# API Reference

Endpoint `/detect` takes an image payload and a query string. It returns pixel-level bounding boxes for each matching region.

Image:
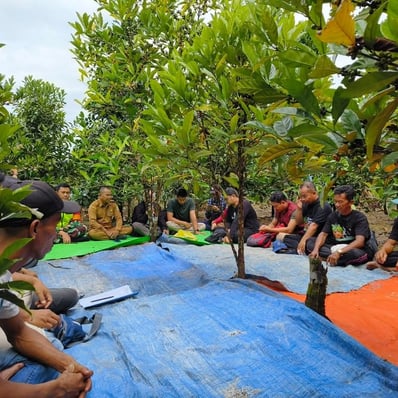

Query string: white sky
[0,0,100,122]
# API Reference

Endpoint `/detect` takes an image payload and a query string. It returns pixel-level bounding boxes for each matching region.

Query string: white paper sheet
[79,285,137,308]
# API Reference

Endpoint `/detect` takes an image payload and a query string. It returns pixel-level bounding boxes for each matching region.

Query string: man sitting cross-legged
[88,186,132,240]
[366,217,398,272]
[308,185,376,267]
[282,182,332,255]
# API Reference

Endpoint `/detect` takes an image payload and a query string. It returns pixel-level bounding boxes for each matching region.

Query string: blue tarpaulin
[36,243,398,397]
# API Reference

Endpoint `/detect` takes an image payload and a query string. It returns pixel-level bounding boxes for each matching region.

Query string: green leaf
[258,142,302,166]
[341,72,398,99]
[381,0,398,42]
[278,49,316,68]
[0,289,31,314]
[230,114,240,134]
[365,97,398,158]
[177,111,194,147]
[242,121,274,134]
[332,87,350,124]
[308,55,339,78]
[288,123,329,137]
[341,109,362,135]
[2,238,31,261]
[258,9,278,43]
[2,280,35,292]
[150,80,165,100]
[288,124,338,151]
[363,2,385,47]
[273,117,293,137]
[223,174,239,189]
[281,78,321,117]
[381,151,398,170]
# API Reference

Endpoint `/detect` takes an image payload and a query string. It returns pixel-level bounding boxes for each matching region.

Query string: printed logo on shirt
[332,223,354,242]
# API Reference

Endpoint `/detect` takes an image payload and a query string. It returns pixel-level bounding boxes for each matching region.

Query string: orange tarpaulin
[281,276,398,366]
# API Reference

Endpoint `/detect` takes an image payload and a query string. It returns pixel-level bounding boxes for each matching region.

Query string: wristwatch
[337,249,344,255]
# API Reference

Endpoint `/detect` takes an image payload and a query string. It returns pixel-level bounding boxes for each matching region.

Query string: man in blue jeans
[0,180,93,396]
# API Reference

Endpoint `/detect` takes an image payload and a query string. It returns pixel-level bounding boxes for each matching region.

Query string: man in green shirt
[166,188,205,234]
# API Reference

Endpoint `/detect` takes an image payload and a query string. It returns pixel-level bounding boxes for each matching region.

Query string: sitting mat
[173,230,212,245]
[43,235,149,260]
[162,244,392,294]
[35,244,398,397]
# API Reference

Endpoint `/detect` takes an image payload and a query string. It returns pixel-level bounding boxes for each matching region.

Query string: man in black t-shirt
[283,181,332,254]
[211,187,259,243]
[308,185,375,267]
[366,218,398,271]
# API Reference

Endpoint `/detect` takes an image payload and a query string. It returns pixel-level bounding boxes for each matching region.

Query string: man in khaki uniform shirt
[88,186,132,240]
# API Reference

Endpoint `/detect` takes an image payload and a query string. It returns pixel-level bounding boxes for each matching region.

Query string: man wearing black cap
[1,180,80,329]
[0,180,93,396]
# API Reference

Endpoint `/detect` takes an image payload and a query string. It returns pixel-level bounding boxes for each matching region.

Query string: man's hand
[107,228,120,239]
[60,230,72,244]
[297,239,306,255]
[19,268,38,278]
[326,251,340,266]
[32,278,53,309]
[57,362,93,398]
[375,249,388,265]
[295,197,303,210]
[29,309,60,329]
[309,250,319,259]
[52,370,92,398]
[0,363,24,380]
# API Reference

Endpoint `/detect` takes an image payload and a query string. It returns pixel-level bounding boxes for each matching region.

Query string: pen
[91,296,114,303]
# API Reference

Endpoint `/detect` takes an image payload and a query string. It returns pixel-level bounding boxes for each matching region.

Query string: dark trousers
[306,237,369,267]
[283,234,301,250]
[384,252,398,267]
[31,288,79,314]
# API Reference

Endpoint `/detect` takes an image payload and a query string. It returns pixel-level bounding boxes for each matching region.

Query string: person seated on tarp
[131,191,167,237]
[211,187,259,243]
[204,184,227,230]
[88,185,132,240]
[366,217,398,271]
[0,180,93,396]
[308,185,376,267]
[0,169,20,187]
[247,191,302,247]
[281,182,332,254]
[54,183,88,244]
[4,180,80,329]
[166,187,206,234]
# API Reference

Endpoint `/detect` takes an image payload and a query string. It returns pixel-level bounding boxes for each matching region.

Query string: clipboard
[79,285,138,308]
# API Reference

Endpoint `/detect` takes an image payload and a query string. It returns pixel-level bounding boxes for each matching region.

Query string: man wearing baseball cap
[2,180,80,327]
[0,180,93,396]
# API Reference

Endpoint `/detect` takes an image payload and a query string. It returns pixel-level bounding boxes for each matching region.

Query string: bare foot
[366,261,398,272]
[366,261,380,270]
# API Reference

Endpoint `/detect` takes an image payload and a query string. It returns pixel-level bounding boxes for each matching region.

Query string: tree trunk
[236,137,246,279]
[305,257,328,319]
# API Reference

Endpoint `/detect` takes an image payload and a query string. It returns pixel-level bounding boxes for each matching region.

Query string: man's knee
[120,225,133,235]
[88,229,108,240]
[276,232,287,241]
